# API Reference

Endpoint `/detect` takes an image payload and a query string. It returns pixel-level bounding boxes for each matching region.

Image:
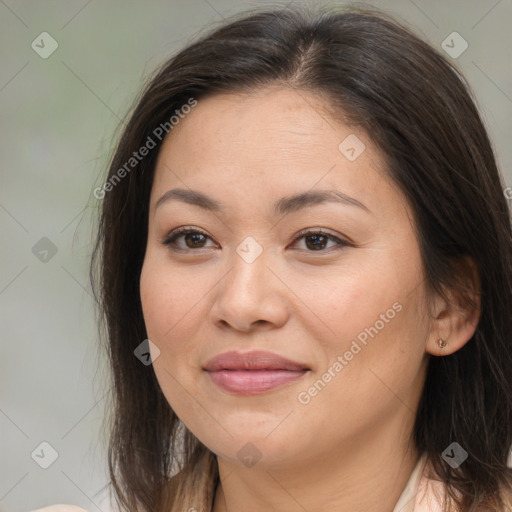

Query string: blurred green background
[1,1,511,511]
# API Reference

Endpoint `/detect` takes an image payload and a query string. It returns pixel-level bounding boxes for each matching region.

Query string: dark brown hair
[90,4,512,511]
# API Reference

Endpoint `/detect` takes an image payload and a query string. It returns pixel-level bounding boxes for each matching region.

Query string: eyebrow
[154,187,370,216]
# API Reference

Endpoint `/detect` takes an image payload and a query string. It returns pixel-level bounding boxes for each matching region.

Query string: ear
[426,255,481,356]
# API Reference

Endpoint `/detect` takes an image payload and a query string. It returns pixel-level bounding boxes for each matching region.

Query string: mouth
[203,350,310,395]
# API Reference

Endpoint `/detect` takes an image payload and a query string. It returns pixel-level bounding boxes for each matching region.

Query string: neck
[211,414,421,512]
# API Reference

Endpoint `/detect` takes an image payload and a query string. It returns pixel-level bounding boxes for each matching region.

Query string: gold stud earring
[438,338,447,348]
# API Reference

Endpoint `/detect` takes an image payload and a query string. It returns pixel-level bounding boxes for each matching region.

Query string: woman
[35,4,512,512]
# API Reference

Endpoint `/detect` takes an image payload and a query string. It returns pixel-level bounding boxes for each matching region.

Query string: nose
[210,242,289,332]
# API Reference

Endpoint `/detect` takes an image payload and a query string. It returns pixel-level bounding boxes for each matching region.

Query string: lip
[203,350,310,395]
[203,350,309,372]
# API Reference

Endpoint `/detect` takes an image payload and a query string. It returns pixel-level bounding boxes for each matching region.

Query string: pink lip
[203,350,310,395]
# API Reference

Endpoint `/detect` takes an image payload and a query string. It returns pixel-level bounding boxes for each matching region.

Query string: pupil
[307,235,326,250]
[187,233,205,247]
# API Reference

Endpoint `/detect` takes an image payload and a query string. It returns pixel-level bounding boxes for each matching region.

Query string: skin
[139,85,480,512]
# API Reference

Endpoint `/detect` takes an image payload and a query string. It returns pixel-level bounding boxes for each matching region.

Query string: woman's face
[140,86,433,469]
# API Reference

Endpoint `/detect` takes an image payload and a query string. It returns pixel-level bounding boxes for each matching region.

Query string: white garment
[393,453,444,512]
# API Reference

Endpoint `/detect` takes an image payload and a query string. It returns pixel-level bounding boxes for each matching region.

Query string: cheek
[298,297,427,437]
[299,253,427,394]
[139,266,228,450]
[139,253,217,387]
[140,254,201,339]
[294,262,401,355]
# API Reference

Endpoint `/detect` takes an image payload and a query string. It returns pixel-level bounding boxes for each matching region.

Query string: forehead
[150,87,406,219]
[158,87,343,159]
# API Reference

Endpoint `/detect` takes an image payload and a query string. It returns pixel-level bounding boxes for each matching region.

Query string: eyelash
[162,226,350,253]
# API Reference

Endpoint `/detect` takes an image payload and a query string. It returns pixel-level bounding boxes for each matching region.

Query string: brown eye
[304,233,329,250]
[163,228,215,251]
[162,227,349,253]
[291,229,349,252]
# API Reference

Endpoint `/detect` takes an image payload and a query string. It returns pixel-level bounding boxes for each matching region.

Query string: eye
[290,228,349,252]
[162,226,349,253]
[162,226,216,251]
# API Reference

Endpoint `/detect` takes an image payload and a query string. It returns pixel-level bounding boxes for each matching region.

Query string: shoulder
[29,505,89,512]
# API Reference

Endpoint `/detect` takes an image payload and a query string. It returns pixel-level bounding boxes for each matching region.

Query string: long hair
[90,4,512,511]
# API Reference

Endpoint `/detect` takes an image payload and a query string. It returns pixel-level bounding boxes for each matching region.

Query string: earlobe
[426,255,481,357]
[427,336,448,356]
